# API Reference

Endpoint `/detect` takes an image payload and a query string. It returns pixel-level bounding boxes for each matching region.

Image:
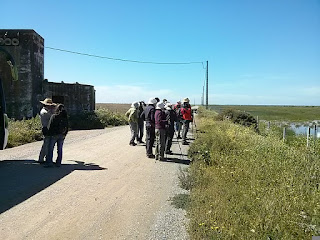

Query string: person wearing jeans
[45,104,69,168]
[38,98,56,163]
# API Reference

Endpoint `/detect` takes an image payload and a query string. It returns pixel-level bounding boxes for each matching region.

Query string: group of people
[38,98,69,168]
[125,97,193,161]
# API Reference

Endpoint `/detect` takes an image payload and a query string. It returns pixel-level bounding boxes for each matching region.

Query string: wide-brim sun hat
[156,102,165,110]
[40,98,55,106]
[131,101,139,108]
[165,102,172,110]
[147,98,157,105]
[183,98,190,103]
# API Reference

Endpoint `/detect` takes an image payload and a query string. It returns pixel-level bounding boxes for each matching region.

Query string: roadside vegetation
[209,105,320,121]
[184,107,320,239]
[7,107,128,148]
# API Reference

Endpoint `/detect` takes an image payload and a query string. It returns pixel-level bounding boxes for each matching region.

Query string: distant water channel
[264,120,320,138]
[286,121,319,138]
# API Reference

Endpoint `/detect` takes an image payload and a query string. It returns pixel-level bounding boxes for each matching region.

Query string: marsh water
[264,120,320,138]
[290,123,320,138]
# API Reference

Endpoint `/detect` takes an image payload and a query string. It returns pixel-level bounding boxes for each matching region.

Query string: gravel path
[0,125,193,240]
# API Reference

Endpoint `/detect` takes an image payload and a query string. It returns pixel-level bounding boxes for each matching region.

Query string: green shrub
[187,117,320,239]
[95,108,128,126]
[68,111,104,130]
[6,109,128,148]
[216,108,258,130]
[7,115,42,147]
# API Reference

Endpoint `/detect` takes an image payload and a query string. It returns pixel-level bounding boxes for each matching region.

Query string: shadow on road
[165,157,190,165]
[0,159,106,214]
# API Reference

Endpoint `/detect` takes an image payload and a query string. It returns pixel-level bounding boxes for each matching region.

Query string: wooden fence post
[307,127,310,148]
[283,127,286,142]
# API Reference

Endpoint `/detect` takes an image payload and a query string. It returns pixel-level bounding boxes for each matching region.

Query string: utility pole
[206,60,208,109]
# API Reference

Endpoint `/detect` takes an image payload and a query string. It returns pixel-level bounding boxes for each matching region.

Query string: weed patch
[170,194,191,210]
[187,116,320,239]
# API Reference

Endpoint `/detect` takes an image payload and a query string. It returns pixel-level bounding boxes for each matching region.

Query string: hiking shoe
[138,140,145,144]
[177,135,182,139]
[147,154,155,159]
[129,142,137,146]
[38,160,45,164]
[159,158,166,161]
[165,150,173,155]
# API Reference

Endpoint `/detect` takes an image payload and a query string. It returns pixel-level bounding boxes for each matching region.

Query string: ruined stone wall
[42,80,95,115]
[0,29,44,119]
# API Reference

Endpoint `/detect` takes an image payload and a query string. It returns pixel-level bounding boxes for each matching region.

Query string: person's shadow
[0,160,106,214]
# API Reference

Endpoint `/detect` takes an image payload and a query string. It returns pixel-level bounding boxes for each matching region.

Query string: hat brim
[40,101,55,105]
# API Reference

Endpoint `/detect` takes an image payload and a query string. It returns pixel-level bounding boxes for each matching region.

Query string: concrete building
[0,29,95,119]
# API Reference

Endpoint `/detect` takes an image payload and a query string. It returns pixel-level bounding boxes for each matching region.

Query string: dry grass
[96,103,131,114]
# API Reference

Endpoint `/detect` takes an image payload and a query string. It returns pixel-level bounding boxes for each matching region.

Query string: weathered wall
[0,29,44,119]
[1,29,95,119]
[42,80,95,115]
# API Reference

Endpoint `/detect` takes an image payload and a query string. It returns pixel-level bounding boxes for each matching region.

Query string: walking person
[141,98,157,158]
[137,101,146,143]
[155,102,167,161]
[173,101,182,139]
[125,101,139,146]
[164,102,177,155]
[180,98,193,145]
[38,98,56,164]
[45,104,69,167]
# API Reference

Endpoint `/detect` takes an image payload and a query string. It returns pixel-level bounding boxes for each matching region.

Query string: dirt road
[0,125,192,240]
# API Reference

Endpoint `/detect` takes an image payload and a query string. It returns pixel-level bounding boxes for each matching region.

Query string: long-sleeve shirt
[142,105,155,128]
[155,109,167,129]
[125,107,138,123]
[40,107,52,128]
[165,109,178,131]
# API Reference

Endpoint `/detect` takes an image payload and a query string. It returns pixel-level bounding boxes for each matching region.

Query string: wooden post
[307,127,310,148]
[283,127,286,142]
[268,121,271,130]
[256,116,259,129]
[314,125,317,141]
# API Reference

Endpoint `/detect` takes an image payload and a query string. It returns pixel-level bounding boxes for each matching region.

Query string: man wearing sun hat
[38,98,56,164]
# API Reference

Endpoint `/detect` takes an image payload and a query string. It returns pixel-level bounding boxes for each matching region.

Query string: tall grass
[209,105,320,121]
[187,112,320,239]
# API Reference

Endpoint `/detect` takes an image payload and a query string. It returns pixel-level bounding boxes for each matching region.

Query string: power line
[45,46,204,65]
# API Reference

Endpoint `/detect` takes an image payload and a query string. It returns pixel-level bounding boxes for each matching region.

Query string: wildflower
[250,229,255,233]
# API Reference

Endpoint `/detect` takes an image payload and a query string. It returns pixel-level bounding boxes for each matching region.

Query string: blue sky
[1,0,320,105]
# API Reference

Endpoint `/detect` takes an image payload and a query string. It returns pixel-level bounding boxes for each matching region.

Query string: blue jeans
[46,134,65,166]
[38,135,51,162]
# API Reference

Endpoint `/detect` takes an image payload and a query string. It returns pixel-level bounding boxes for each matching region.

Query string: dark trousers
[146,126,155,156]
[182,120,191,141]
[137,121,144,141]
[165,128,174,152]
